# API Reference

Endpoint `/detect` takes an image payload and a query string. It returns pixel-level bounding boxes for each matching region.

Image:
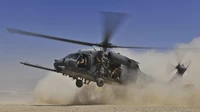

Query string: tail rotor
[166,51,191,83]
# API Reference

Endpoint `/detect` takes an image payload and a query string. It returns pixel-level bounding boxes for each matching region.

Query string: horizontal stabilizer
[20,62,57,72]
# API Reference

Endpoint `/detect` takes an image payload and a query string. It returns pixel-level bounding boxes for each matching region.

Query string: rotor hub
[100,42,113,48]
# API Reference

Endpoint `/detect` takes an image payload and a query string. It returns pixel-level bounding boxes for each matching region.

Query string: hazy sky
[1,0,200,91]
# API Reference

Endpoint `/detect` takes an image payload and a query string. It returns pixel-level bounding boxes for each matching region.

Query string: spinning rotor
[7,11,173,52]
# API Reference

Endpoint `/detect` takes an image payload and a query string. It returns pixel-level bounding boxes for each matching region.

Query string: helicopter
[6,12,194,88]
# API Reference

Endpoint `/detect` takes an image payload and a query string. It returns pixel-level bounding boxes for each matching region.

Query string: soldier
[77,55,85,68]
[110,66,121,80]
[95,54,104,76]
[94,52,111,78]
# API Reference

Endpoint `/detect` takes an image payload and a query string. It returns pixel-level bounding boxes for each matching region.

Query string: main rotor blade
[102,11,127,44]
[111,45,200,51]
[7,28,99,47]
[111,45,172,49]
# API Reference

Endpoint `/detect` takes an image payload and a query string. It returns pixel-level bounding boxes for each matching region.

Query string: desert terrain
[1,73,200,112]
[2,39,200,112]
[1,104,200,112]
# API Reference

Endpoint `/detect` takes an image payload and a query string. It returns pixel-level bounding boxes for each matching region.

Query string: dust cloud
[33,37,200,107]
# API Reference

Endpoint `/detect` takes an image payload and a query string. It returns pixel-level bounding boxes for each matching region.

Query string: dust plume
[0,91,33,104]
[33,73,77,104]
[33,37,200,107]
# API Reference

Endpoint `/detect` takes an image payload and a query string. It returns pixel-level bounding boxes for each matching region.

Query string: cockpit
[65,53,89,68]
[54,52,90,72]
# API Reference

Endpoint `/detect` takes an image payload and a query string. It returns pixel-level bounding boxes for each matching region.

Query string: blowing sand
[1,73,200,112]
[0,72,200,112]
[2,38,200,111]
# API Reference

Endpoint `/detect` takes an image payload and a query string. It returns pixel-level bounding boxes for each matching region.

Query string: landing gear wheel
[96,78,104,87]
[76,80,83,88]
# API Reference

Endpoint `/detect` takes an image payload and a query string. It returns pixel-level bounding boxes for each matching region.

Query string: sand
[0,80,200,112]
[1,104,200,112]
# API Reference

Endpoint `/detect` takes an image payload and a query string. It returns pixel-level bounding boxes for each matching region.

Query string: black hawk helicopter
[6,12,193,88]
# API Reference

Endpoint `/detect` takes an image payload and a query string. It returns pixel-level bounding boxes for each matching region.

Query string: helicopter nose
[54,61,59,68]
[54,61,64,72]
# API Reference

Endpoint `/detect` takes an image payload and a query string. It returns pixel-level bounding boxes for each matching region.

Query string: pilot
[77,55,85,68]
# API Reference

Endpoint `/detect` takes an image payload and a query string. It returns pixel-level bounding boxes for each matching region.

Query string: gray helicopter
[7,12,189,88]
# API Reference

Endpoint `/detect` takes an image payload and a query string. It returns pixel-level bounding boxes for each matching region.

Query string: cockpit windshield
[64,53,80,60]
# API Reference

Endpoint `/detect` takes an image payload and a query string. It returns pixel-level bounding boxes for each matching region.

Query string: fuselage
[53,50,142,84]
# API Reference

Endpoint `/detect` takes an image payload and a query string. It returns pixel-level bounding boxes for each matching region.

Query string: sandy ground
[1,74,200,112]
[1,87,200,112]
[1,104,200,112]
[1,73,200,112]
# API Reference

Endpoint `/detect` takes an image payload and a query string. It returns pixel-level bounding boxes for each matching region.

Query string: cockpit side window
[64,53,80,60]
[70,53,80,60]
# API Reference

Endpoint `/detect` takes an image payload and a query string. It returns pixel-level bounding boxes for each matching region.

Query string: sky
[1,0,200,91]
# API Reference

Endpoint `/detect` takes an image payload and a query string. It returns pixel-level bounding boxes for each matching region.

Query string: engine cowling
[107,52,131,65]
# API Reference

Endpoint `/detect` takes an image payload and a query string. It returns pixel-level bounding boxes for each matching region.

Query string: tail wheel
[76,80,83,88]
[96,78,104,87]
